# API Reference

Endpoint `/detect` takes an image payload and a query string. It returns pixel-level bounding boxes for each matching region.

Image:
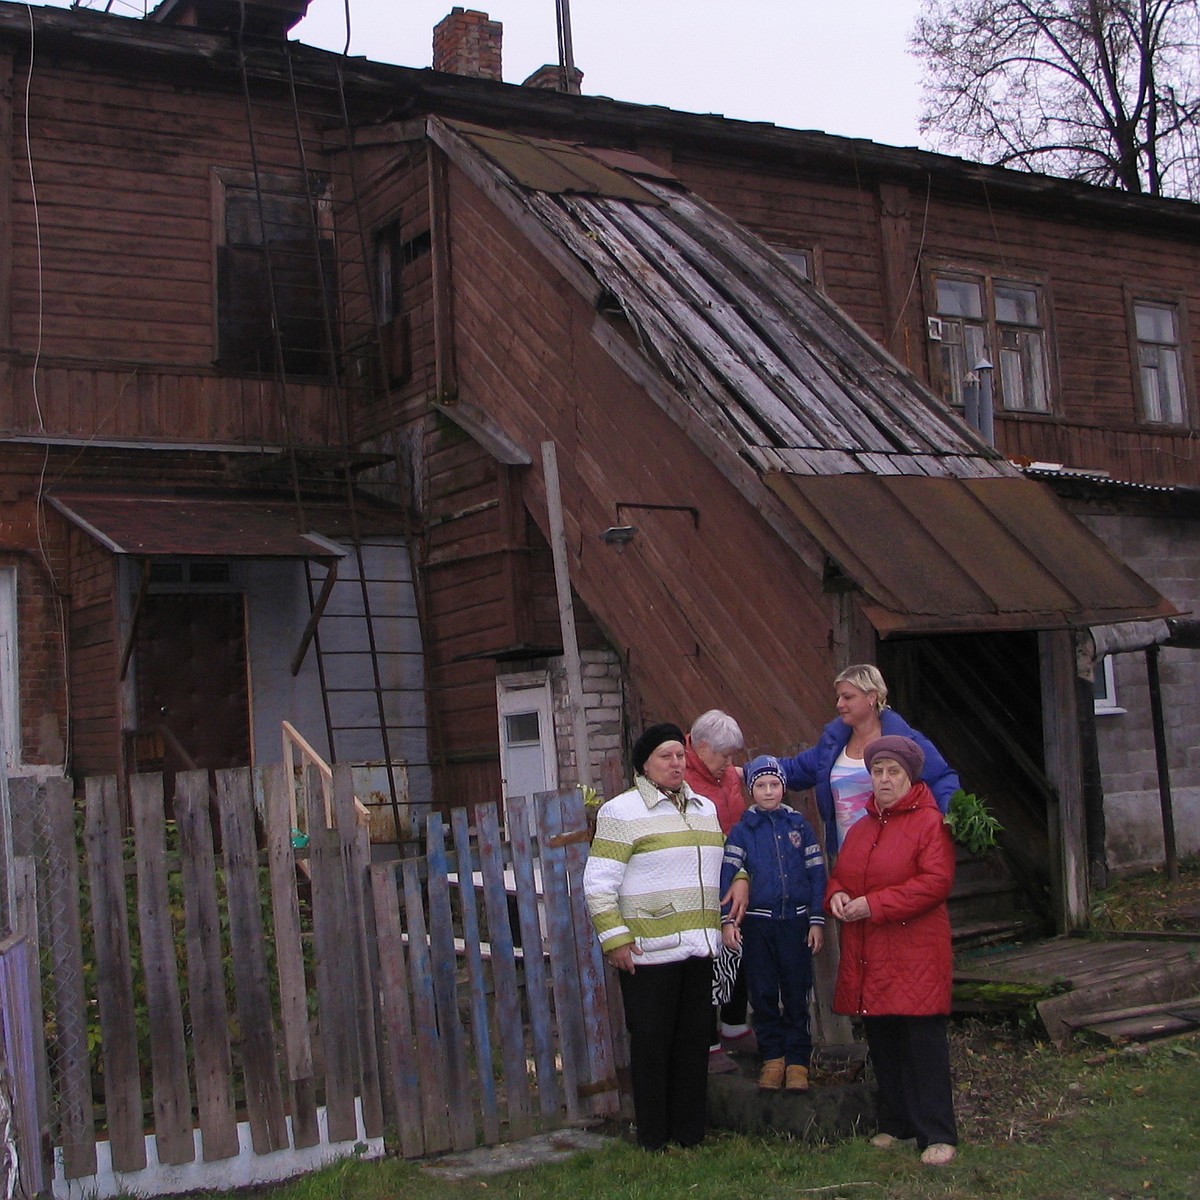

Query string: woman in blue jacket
[779,664,960,852]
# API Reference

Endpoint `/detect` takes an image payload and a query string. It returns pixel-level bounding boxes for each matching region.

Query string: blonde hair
[834,663,888,711]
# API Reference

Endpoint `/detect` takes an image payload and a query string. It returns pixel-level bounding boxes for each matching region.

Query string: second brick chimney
[433,8,502,81]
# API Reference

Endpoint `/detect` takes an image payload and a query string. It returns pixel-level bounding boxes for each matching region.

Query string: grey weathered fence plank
[559,788,619,1113]
[262,764,319,1150]
[425,814,475,1150]
[401,857,452,1152]
[215,768,288,1154]
[130,772,194,1165]
[303,767,359,1145]
[332,765,383,1139]
[84,775,147,1173]
[535,792,586,1122]
[474,803,532,1138]
[505,794,562,1115]
[449,807,500,1143]
[369,863,425,1157]
[176,770,240,1161]
[14,855,53,1181]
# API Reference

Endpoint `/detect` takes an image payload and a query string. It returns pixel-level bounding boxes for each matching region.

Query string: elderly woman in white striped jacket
[583,722,725,1151]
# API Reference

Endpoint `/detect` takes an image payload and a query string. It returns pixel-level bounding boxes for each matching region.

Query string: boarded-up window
[216,174,337,377]
[930,270,1051,414]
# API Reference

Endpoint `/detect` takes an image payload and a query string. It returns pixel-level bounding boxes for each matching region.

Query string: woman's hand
[604,943,642,974]
[829,891,871,922]
[722,877,750,922]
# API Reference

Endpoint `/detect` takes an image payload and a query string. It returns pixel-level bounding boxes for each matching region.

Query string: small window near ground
[1133,300,1189,425]
[1093,655,1124,715]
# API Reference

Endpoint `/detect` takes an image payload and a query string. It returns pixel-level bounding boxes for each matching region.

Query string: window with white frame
[1133,300,1189,425]
[1092,655,1124,715]
[930,271,1050,413]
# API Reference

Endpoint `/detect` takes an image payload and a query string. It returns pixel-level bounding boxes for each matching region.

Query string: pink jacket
[826,781,956,1017]
[684,736,747,836]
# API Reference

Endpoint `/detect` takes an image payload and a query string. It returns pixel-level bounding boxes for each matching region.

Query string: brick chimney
[433,8,503,81]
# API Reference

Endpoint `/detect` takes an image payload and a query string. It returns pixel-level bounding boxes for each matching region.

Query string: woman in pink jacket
[826,735,958,1167]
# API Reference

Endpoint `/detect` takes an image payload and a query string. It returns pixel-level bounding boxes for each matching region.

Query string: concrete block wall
[547,649,627,793]
[1079,509,1200,872]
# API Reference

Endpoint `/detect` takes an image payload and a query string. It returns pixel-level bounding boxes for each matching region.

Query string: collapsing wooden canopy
[429,118,1173,636]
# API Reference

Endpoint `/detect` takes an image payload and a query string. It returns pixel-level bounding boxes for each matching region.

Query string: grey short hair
[834,663,889,710]
[689,709,745,754]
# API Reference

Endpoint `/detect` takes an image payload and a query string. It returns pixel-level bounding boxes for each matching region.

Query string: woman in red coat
[826,734,958,1166]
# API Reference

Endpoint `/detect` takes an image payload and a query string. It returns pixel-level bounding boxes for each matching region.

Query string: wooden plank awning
[766,473,1176,636]
[47,490,345,560]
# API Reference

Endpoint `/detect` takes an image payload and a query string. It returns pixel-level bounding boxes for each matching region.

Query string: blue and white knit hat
[744,754,785,792]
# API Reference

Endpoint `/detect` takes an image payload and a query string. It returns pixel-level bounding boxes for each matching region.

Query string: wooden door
[136,593,252,784]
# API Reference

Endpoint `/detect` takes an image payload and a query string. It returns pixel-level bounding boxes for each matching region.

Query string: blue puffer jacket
[778,709,960,850]
[720,805,826,925]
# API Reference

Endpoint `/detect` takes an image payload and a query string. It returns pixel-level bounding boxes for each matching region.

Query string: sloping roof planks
[429,118,1174,635]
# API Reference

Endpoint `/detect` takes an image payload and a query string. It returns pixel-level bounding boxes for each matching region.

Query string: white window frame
[0,569,19,770]
[1131,298,1190,426]
[1092,655,1125,716]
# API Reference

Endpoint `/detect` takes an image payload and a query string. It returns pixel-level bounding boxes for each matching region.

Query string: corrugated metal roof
[766,474,1175,635]
[48,490,346,559]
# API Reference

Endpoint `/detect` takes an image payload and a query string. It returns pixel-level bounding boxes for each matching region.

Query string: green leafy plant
[944,788,1003,856]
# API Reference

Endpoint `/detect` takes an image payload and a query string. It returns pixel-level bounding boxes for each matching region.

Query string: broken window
[215,172,337,377]
[929,270,1051,414]
[1132,300,1189,425]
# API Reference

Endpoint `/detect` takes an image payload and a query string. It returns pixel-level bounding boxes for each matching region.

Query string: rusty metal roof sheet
[767,474,1176,635]
[445,120,663,204]
[48,490,346,559]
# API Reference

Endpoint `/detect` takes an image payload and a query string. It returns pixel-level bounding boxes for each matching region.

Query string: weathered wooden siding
[674,156,1200,489]
[444,159,837,755]
[2,59,335,445]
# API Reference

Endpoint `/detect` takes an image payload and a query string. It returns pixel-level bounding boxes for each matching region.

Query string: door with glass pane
[497,675,557,838]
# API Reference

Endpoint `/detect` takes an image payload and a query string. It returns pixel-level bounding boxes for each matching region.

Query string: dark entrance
[135,592,252,789]
[878,631,1054,931]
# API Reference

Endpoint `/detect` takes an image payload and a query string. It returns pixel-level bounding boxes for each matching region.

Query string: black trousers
[863,1014,958,1149]
[619,955,713,1150]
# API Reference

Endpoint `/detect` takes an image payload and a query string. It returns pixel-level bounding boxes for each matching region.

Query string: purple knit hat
[863,735,925,782]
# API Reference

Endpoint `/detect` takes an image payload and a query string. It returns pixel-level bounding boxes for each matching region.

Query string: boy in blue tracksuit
[721,755,826,1091]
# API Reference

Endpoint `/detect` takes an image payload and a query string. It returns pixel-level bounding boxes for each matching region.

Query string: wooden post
[1145,644,1180,885]
[1039,630,1088,932]
[541,441,594,788]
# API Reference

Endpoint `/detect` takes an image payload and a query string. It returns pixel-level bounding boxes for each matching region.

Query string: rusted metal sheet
[47,490,345,559]
[767,474,1176,635]
[446,120,662,204]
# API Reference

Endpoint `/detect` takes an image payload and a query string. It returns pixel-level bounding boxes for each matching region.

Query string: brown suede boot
[785,1064,809,1092]
[757,1057,785,1090]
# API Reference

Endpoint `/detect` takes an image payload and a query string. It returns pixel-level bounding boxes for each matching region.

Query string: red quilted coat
[825,781,956,1017]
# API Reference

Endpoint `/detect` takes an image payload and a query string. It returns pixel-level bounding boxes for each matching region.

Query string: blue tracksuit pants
[742,916,814,1066]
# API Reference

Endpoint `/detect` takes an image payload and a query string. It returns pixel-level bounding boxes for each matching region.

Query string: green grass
[228,1033,1199,1200]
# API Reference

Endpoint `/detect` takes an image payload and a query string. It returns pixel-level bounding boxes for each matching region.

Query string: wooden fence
[7,766,621,1196]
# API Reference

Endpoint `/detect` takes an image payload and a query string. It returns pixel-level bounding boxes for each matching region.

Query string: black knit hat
[632,723,686,774]
[863,734,925,782]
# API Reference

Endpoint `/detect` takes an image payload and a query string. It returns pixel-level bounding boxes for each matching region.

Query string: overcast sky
[49,1,929,149]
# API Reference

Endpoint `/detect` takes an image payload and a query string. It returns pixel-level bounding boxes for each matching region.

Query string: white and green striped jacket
[583,776,724,965]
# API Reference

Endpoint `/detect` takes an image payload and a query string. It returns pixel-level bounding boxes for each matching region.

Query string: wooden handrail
[281,720,371,830]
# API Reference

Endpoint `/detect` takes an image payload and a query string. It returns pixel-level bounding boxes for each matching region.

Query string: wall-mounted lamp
[600,525,638,549]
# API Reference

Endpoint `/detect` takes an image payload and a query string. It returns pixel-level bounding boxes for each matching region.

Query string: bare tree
[912,1,1200,198]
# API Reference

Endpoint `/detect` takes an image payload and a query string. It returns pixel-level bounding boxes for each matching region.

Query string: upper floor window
[930,271,1051,414]
[1132,300,1189,425]
[215,170,336,378]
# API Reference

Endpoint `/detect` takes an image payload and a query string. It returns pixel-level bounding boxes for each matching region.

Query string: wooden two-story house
[1,1,1195,928]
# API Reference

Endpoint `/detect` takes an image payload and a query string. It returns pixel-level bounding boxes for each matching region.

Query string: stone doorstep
[420,1128,612,1181]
